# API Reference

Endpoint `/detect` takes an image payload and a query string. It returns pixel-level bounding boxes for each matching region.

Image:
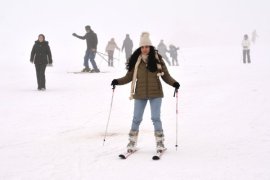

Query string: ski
[119,149,138,159]
[67,71,108,74]
[67,71,91,74]
[152,148,167,160]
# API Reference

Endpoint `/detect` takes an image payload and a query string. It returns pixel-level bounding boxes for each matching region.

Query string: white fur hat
[139,32,152,47]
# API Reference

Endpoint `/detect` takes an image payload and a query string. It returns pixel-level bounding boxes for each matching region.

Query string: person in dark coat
[30,34,53,91]
[111,32,180,153]
[121,34,133,64]
[168,44,179,66]
[72,25,100,73]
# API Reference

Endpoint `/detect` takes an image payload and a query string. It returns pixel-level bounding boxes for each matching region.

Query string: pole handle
[173,88,178,97]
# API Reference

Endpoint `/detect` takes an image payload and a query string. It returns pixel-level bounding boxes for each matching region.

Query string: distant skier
[157,40,171,66]
[242,34,251,63]
[30,34,53,91]
[111,32,180,153]
[121,34,133,64]
[105,38,120,67]
[72,25,100,73]
[168,44,179,66]
[251,30,258,44]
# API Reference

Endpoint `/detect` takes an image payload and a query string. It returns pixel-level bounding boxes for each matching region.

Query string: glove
[111,79,119,86]
[173,82,180,89]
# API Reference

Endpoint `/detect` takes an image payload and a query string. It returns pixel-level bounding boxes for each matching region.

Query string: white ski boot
[155,131,166,152]
[127,130,138,153]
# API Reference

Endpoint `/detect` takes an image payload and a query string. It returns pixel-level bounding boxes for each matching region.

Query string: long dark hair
[38,34,45,40]
[126,46,163,72]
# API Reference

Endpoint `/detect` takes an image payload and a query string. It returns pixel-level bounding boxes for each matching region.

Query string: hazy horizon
[0,0,269,65]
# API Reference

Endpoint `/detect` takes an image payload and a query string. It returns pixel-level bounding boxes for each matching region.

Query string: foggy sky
[0,0,269,51]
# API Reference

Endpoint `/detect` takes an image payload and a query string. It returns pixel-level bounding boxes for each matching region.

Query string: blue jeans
[243,49,251,63]
[131,98,163,131]
[84,49,98,70]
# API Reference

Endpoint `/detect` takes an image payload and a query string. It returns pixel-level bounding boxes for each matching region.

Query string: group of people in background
[30,25,258,92]
[105,35,180,68]
[29,25,180,91]
[72,25,180,71]
[157,40,180,66]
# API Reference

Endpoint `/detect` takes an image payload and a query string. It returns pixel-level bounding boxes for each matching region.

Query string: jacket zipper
[146,67,148,98]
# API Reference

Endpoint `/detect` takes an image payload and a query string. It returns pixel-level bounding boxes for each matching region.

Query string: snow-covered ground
[1,43,270,179]
[1,0,270,179]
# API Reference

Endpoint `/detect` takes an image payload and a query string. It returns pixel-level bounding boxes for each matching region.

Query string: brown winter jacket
[117,59,177,99]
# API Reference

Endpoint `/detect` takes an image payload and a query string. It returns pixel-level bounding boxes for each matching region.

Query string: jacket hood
[35,40,48,45]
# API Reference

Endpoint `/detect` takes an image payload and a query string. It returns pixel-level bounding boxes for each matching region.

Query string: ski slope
[1,44,270,180]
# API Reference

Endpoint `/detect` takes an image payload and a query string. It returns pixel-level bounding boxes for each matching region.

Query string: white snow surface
[0,44,270,180]
[1,0,270,179]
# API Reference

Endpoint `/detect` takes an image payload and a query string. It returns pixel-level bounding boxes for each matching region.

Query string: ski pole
[97,51,120,61]
[174,88,179,151]
[96,52,108,63]
[103,85,116,146]
[97,51,109,57]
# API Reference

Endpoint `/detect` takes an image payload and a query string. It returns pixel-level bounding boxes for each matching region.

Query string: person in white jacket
[242,34,251,63]
[251,30,258,44]
[105,38,120,67]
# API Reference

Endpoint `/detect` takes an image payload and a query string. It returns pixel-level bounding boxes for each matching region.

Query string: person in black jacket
[72,25,100,73]
[121,34,133,64]
[168,44,179,66]
[30,34,53,91]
